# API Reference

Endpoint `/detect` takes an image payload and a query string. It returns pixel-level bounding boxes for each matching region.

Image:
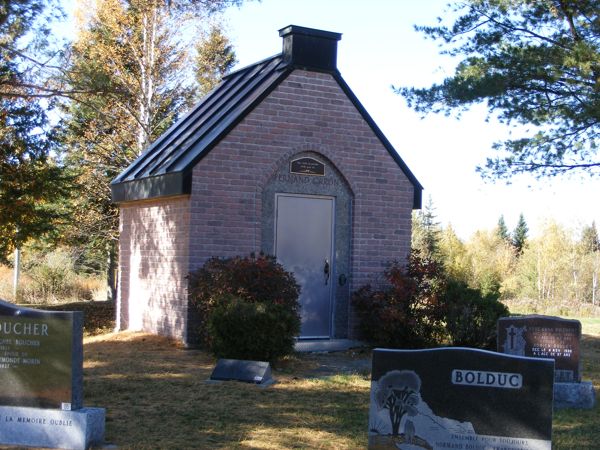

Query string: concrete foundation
[554,381,596,409]
[0,405,105,450]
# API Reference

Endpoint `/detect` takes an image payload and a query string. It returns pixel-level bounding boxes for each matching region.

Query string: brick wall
[189,69,415,336]
[116,196,191,341]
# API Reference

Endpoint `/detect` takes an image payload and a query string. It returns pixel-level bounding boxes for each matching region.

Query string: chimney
[279,25,342,72]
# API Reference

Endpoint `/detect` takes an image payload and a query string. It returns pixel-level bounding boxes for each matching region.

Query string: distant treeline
[413,201,599,316]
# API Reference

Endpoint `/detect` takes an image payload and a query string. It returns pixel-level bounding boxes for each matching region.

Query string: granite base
[554,381,596,409]
[0,405,105,450]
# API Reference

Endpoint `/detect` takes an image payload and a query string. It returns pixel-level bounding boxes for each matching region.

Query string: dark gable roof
[111,54,423,208]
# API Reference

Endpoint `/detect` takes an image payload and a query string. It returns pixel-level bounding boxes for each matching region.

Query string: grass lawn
[83,321,600,449]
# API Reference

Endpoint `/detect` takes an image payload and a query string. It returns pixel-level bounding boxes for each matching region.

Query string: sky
[219,0,600,239]
[62,0,600,240]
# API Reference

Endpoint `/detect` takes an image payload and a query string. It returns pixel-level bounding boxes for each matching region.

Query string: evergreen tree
[496,215,510,243]
[0,0,66,99]
[412,196,442,261]
[398,0,600,179]
[512,213,529,255]
[195,24,237,97]
[0,0,73,260]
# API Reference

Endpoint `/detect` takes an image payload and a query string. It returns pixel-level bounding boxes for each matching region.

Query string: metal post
[13,247,20,299]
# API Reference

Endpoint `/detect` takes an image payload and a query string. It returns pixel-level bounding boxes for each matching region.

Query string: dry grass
[84,333,369,449]
[81,321,600,449]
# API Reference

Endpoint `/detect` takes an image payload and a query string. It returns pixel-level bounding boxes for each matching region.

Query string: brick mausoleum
[111,25,422,346]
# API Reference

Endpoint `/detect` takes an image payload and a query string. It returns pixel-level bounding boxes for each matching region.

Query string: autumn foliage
[352,250,509,349]
[352,252,447,349]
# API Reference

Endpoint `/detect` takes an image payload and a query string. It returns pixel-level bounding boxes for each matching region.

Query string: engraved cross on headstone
[508,326,517,350]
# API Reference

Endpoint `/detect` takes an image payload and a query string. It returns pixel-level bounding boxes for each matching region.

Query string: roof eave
[111,171,192,203]
[331,70,423,209]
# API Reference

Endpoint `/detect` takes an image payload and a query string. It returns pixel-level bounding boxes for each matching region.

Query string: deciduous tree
[61,0,242,293]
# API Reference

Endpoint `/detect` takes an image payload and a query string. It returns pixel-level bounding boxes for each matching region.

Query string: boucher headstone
[368,347,554,450]
[0,299,105,450]
[498,315,595,409]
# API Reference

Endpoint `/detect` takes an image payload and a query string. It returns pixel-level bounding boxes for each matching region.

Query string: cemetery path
[292,349,372,378]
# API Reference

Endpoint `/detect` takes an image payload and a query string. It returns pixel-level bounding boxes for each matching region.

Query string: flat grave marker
[209,359,274,386]
[368,347,554,450]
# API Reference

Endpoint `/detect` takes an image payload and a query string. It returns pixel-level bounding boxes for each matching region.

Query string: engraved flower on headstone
[374,370,421,436]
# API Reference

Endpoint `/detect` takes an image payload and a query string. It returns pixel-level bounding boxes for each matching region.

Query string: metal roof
[111,54,291,203]
[111,40,422,208]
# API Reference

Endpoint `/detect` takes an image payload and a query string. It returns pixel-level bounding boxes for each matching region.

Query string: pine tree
[412,196,442,261]
[512,213,529,256]
[496,215,510,243]
[0,0,73,260]
[195,24,237,97]
[581,222,599,253]
[398,0,600,179]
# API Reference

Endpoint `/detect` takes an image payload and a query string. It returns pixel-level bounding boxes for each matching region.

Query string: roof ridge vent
[278,25,342,72]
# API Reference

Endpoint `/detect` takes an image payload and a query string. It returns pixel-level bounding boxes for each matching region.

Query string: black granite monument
[497,315,596,409]
[497,315,580,382]
[368,348,554,450]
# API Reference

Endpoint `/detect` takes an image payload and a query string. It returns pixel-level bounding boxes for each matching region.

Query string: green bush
[352,252,447,349]
[188,253,300,359]
[208,295,299,361]
[444,279,509,349]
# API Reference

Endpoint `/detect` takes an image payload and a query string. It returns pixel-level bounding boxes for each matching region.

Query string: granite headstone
[209,359,274,386]
[497,315,581,382]
[0,299,105,450]
[498,315,595,409]
[368,347,554,450]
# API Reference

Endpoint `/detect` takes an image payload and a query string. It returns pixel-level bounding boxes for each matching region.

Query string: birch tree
[62,0,242,292]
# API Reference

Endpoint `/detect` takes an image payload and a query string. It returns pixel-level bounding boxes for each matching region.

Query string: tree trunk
[12,247,20,299]
[593,270,598,307]
[137,1,158,154]
[107,241,118,302]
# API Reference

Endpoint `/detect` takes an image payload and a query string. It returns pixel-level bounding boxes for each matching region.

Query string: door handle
[324,259,330,285]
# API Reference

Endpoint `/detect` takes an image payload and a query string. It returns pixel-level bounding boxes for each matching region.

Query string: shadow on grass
[84,331,600,449]
[83,333,370,449]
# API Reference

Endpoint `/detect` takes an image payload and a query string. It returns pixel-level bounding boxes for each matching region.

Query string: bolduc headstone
[368,347,554,450]
[0,299,105,449]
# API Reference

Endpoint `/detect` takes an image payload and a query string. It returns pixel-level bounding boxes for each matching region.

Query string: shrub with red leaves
[352,251,447,348]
